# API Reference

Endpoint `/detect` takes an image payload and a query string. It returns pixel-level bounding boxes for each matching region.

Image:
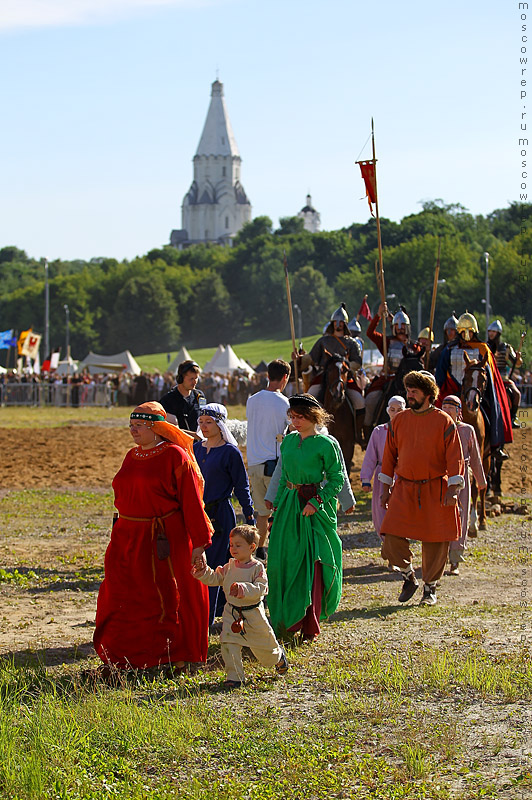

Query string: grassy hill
[135,335,319,372]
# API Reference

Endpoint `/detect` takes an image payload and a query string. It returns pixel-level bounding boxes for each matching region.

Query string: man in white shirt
[246,359,291,559]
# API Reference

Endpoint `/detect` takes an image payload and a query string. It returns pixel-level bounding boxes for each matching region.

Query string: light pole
[44,259,49,361]
[417,280,446,334]
[484,252,490,339]
[64,304,70,372]
[293,303,302,342]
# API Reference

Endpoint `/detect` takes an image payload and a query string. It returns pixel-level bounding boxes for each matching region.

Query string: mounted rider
[363,301,413,437]
[428,314,458,375]
[296,302,364,412]
[435,312,513,450]
[486,320,522,428]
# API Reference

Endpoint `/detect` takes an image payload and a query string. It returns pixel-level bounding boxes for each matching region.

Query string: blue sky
[0,0,517,260]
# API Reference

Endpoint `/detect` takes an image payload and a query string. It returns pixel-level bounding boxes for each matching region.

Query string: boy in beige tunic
[193,524,288,688]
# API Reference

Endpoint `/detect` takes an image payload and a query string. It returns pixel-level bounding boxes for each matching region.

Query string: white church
[171,80,252,247]
[170,80,320,247]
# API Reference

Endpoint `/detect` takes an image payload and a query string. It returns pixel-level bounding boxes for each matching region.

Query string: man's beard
[408,397,425,410]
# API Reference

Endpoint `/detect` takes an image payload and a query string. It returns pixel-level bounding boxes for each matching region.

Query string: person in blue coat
[193,403,255,624]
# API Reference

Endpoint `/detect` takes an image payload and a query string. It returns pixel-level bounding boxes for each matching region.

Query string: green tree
[292,266,335,336]
[111,273,180,354]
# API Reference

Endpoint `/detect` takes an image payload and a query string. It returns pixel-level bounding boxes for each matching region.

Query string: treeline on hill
[0,200,530,360]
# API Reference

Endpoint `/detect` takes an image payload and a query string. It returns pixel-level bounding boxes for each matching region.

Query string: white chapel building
[171,80,252,247]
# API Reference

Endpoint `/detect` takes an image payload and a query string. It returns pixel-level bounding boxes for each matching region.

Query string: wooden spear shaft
[284,250,301,393]
[371,119,388,376]
[425,238,441,368]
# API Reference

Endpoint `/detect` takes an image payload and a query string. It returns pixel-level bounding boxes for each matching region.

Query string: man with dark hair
[159,360,206,431]
[378,370,464,606]
[246,359,291,559]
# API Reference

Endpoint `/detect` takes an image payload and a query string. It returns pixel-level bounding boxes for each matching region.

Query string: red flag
[358,296,372,321]
[358,160,377,216]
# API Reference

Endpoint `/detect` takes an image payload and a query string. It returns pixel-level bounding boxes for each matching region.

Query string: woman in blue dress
[193,403,255,623]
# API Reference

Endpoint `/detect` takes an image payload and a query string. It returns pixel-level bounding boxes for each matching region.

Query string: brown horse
[321,354,359,472]
[461,351,490,532]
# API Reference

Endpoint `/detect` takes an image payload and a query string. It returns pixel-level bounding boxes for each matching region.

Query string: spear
[425,238,441,368]
[283,250,301,392]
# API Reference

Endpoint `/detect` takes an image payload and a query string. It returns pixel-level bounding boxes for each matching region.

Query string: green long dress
[267,431,344,635]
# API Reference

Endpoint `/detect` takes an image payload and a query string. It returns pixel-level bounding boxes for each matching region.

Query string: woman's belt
[118,509,177,560]
[396,474,445,509]
[286,481,321,509]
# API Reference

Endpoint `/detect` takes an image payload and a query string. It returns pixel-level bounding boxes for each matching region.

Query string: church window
[205,229,209,239]
[222,167,226,177]
[225,216,229,229]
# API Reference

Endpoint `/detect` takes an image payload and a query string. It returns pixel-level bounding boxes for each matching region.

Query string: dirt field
[2,422,531,493]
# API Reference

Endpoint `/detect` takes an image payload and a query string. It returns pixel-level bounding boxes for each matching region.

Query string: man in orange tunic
[378,371,464,606]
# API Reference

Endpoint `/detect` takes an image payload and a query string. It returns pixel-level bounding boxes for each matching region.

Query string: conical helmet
[443,315,458,331]
[488,319,503,334]
[330,303,349,323]
[348,317,362,335]
[392,309,410,328]
[456,312,478,341]
[418,327,434,341]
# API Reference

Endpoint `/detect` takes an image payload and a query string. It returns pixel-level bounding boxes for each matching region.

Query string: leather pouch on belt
[297,483,319,510]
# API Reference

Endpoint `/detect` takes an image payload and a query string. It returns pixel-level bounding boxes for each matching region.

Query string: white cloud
[0,0,217,31]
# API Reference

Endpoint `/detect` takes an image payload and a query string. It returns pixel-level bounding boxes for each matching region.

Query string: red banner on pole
[357,296,372,321]
[357,160,377,216]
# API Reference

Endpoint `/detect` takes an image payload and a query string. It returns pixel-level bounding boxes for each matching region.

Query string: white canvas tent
[79,350,141,375]
[203,344,254,376]
[202,344,226,373]
[168,346,193,374]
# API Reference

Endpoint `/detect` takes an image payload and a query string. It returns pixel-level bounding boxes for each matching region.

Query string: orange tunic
[379,407,464,542]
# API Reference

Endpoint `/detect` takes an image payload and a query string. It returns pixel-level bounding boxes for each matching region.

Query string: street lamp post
[484,252,490,339]
[417,280,446,334]
[44,259,49,362]
[293,303,302,342]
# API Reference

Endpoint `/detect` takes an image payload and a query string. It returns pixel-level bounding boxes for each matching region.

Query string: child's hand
[229,582,245,598]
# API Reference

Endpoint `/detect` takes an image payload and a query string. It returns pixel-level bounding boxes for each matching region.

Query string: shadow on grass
[330,603,420,622]
[0,641,95,668]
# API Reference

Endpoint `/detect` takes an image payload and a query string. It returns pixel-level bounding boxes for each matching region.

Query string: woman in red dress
[94,402,213,670]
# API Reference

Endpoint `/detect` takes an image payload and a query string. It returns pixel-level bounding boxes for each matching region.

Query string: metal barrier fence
[0,383,113,407]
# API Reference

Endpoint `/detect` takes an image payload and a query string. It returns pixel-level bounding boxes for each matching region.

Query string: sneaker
[275,646,289,675]
[256,546,267,562]
[512,418,521,429]
[398,572,419,603]
[448,563,460,576]
[419,584,437,605]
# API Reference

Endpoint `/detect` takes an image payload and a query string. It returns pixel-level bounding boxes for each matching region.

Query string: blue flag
[0,329,16,349]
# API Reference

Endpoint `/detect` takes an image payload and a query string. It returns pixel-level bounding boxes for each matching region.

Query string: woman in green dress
[267,394,345,641]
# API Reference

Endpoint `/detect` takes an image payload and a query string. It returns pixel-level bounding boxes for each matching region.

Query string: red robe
[380,407,463,542]
[94,442,212,668]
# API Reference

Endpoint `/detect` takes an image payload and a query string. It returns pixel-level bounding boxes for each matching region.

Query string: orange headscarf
[130,402,204,493]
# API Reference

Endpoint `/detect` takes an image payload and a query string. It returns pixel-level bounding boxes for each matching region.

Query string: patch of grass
[320,643,532,701]
[0,660,454,800]
[0,568,38,585]
[0,489,114,518]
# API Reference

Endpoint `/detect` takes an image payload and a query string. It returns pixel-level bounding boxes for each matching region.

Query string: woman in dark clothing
[193,403,255,623]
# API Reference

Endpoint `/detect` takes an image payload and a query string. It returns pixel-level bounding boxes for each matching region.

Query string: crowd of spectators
[0,367,270,407]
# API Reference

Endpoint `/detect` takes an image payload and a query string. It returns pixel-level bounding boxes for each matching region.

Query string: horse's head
[324,353,350,409]
[461,351,489,413]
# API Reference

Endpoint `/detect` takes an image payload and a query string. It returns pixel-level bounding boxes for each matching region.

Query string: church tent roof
[195,80,240,158]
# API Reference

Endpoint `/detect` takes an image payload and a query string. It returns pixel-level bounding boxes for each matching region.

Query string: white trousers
[222,642,283,683]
